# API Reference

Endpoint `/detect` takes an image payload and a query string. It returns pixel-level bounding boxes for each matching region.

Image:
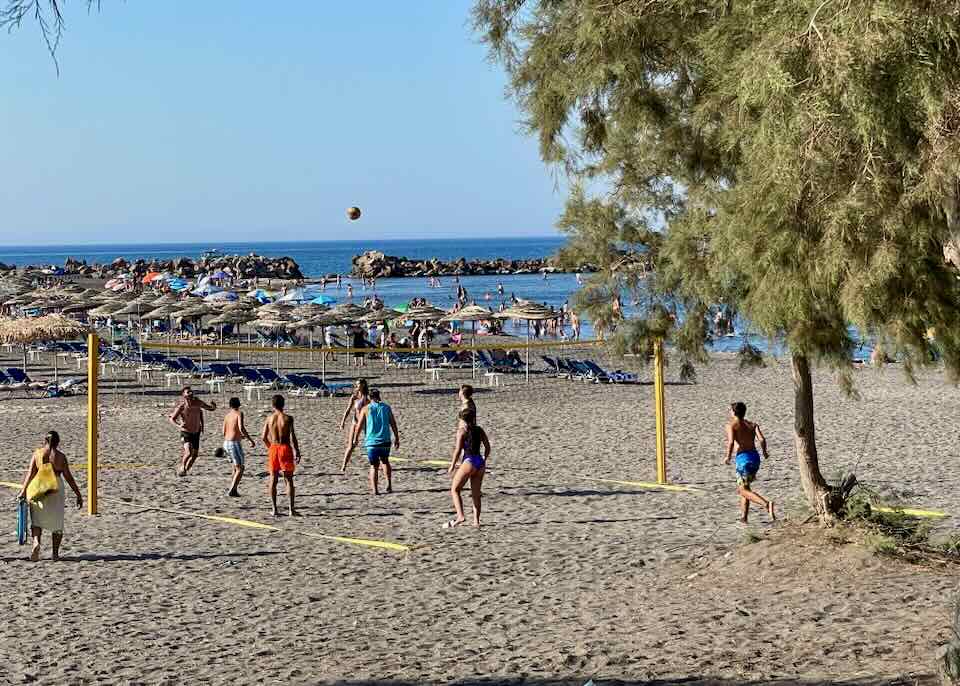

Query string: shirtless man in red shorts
[261,394,302,516]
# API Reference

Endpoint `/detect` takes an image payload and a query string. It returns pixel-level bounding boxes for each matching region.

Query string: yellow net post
[654,338,667,484]
[87,332,99,515]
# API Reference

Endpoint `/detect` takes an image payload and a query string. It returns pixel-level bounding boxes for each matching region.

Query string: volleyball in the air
[347,206,362,221]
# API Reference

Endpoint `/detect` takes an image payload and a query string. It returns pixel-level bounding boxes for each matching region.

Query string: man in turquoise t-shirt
[343,388,401,495]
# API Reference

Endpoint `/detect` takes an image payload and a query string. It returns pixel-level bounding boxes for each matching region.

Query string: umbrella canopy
[151,293,183,306]
[310,294,337,306]
[247,288,273,303]
[406,305,448,322]
[141,304,184,320]
[88,302,127,318]
[114,300,152,316]
[221,299,258,312]
[0,314,90,345]
[175,304,218,321]
[208,311,257,327]
[291,304,330,320]
[358,308,404,323]
[210,270,231,280]
[204,291,239,303]
[104,290,141,302]
[329,303,370,321]
[260,302,296,313]
[60,301,98,314]
[441,305,495,322]
[496,303,557,320]
[142,271,162,284]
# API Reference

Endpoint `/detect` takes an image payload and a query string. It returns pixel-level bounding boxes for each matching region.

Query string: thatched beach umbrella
[442,305,495,379]
[208,310,257,362]
[141,304,185,356]
[0,314,90,382]
[495,303,557,383]
[253,313,296,372]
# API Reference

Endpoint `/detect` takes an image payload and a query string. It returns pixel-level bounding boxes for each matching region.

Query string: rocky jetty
[6,254,303,281]
[351,251,601,278]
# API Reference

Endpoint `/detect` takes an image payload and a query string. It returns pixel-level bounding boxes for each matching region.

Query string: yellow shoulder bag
[26,448,59,504]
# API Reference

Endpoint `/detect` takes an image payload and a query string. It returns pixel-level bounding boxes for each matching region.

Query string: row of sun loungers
[541,356,638,383]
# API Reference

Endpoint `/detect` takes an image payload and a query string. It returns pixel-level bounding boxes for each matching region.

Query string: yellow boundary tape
[112,500,412,552]
[576,476,702,493]
[873,505,948,519]
[141,338,602,356]
[0,481,409,552]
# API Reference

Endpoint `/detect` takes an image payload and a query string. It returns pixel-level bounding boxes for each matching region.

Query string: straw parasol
[495,303,558,382]
[302,312,351,381]
[442,305,495,379]
[141,304,186,356]
[253,312,296,372]
[0,314,90,382]
[405,305,448,322]
[358,308,403,323]
[208,309,258,362]
[88,301,126,318]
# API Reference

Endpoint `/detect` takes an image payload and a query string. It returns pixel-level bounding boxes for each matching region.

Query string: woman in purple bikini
[445,409,490,529]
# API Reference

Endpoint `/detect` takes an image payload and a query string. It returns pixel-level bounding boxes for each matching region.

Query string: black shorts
[181,431,201,452]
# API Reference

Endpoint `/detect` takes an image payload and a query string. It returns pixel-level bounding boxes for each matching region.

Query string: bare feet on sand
[444,518,465,529]
[768,501,777,521]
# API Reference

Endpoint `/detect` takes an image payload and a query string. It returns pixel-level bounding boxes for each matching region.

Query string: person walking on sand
[170,386,217,476]
[445,409,490,529]
[342,389,400,495]
[18,431,83,561]
[222,397,255,497]
[261,395,302,516]
[724,401,775,524]
[339,378,370,452]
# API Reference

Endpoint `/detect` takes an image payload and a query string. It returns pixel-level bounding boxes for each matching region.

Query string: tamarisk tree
[474,0,960,520]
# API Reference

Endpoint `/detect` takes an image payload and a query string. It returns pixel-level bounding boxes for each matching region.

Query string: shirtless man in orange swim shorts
[261,394,302,517]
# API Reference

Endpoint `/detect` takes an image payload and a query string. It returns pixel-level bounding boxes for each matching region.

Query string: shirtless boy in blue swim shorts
[723,402,775,523]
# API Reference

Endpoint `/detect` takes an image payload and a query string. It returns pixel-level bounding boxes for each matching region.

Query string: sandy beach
[0,345,957,684]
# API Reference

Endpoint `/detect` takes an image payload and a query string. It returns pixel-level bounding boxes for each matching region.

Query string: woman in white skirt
[18,431,84,561]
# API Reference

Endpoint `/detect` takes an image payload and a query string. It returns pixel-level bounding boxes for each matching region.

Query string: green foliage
[843,490,936,553]
[474,0,960,383]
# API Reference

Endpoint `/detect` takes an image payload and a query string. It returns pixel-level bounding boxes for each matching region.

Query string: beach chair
[0,369,26,392]
[540,355,565,377]
[488,349,522,372]
[254,368,286,389]
[208,362,234,379]
[284,374,322,398]
[555,357,583,379]
[176,357,212,377]
[301,375,351,397]
[5,368,46,395]
[582,359,637,383]
[566,359,605,382]
[235,367,272,400]
[226,362,247,377]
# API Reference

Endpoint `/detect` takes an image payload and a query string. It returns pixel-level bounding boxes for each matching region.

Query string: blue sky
[0,2,565,245]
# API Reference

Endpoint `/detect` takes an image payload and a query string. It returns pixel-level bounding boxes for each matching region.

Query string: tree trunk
[791,353,841,522]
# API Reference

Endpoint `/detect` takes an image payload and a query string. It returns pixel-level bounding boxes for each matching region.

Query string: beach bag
[26,449,59,505]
